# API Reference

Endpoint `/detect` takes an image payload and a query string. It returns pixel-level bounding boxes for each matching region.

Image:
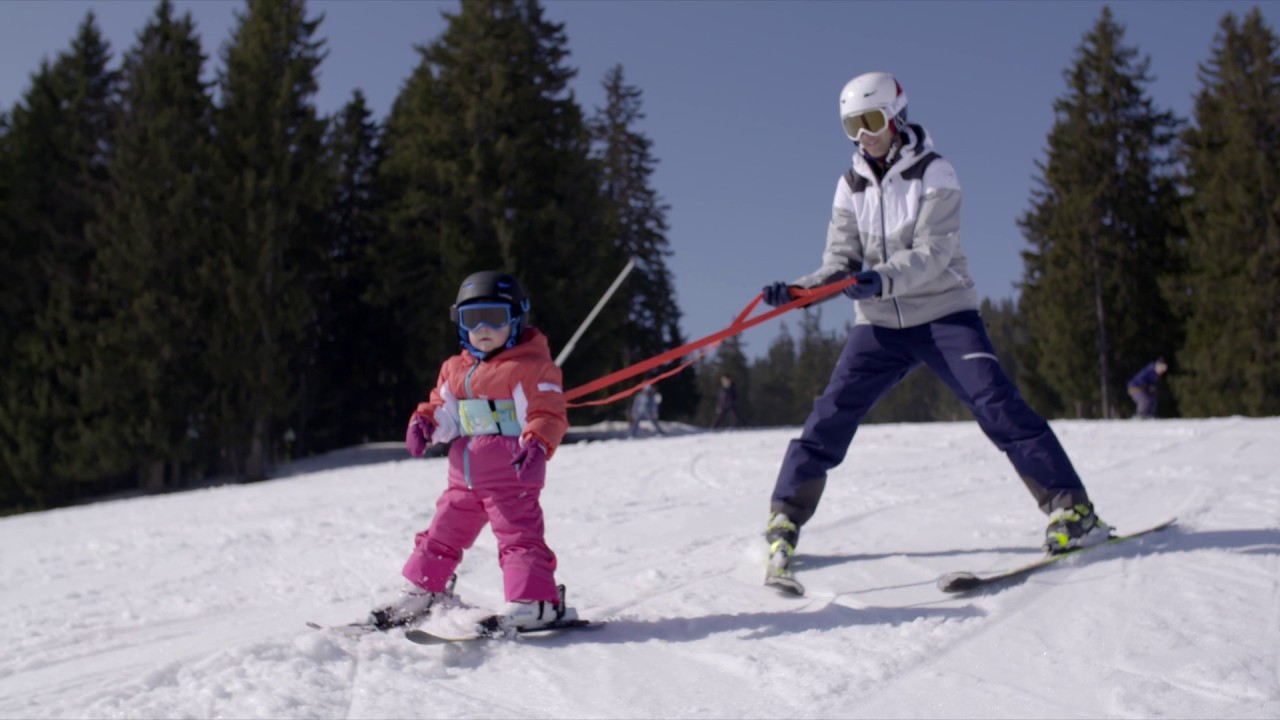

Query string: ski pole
[555,256,636,367]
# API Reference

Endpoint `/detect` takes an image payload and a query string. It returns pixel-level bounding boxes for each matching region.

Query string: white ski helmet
[839,72,909,141]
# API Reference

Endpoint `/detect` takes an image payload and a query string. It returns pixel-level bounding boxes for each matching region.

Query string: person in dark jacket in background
[711,374,741,429]
[1127,358,1168,419]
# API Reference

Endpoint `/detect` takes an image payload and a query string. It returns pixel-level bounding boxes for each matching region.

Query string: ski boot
[1044,502,1113,555]
[368,573,458,630]
[477,584,578,636]
[764,512,804,595]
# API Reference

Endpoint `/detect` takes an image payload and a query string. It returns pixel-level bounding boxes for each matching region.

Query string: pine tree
[80,0,218,491]
[0,110,21,511]
[301,90,400,450]
[0,110,14,384]
[372,50,449,404]
[0,13,118,509]
[749,324,798,426]
[590,64,695,420]
[377,0,618,404]
[1176,8,1280,417]
[1017,7,1183,418]
[208,0,329,481]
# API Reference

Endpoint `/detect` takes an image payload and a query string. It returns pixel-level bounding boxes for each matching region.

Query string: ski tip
[405,629,454,644]
[936,571,982,594]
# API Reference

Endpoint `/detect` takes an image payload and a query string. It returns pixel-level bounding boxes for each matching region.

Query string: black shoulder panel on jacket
[900,152,940,182]
[843,168,869,194]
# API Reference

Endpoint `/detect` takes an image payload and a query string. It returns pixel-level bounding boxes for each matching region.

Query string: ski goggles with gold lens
[454,302,515,332]
[842,108,892,140]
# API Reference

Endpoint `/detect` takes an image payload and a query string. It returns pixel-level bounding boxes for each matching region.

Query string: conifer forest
[2,1,1277,513]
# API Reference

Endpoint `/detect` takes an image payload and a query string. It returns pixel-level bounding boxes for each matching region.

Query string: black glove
[762,282,795,308]
[841,271,883,300]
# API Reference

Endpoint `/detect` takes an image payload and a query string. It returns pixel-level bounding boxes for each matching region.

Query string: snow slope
[1,417,1277,719]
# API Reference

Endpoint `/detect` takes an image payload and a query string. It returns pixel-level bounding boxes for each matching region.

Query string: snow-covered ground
[1,417,1277,719]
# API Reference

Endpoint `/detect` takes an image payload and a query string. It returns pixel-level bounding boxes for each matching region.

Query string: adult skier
[759,72,1111,583]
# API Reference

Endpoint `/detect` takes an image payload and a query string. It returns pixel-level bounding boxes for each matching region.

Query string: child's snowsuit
[401,328,568,603]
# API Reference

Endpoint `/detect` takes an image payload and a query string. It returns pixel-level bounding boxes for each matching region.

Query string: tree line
[0,0,690,513]
[3,3,1278,515]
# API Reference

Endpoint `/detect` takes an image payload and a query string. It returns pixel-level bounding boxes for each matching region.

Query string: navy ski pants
[770,311,1089,526]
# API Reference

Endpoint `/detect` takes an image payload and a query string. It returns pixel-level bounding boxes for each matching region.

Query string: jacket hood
[851,123,935,181]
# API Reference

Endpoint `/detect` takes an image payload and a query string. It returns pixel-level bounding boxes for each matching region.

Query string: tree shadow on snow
[571,603,985,645]
[1150,525,1280,557]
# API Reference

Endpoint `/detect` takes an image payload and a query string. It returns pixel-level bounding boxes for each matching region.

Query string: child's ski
[306,607,439,636]
[305,620,383,637]
[936,517,1177,594]
[404,618,603,644]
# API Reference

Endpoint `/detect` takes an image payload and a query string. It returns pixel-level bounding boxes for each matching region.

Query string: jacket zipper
[462,360,480,488]
[873,171,905,328]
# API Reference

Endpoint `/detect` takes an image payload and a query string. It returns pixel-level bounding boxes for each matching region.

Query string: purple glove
[762,282,795,308]
[842,271,883,300]
[405,415,432,457]
[511,440,547,482]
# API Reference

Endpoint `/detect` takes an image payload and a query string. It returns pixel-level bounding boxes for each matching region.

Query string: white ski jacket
[791,123,979,329]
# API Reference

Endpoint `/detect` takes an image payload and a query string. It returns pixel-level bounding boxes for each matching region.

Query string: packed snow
[1,416,1277,719]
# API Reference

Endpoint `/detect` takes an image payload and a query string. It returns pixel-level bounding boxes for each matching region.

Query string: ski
[764,569,806,596]
[305,620,384,637]
[936,517,1177,594]
[404,618,603,644]
[306,606,442,636]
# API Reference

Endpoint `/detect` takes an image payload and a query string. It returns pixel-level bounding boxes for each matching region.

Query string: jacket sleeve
[516,360,568,457]
[418,358,461,444]
[791,176,864,288]
[871,158,963,298]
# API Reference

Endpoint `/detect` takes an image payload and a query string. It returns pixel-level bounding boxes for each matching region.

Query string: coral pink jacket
[412,329,568,458]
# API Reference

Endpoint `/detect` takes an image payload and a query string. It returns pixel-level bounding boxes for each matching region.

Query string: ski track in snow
[1,418,1278,719]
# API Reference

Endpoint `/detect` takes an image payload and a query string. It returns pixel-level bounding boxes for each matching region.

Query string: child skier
[368,270,575,632]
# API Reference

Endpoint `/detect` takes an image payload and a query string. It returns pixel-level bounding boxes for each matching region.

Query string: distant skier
[368,271,577,632]
[628,384,665,438]
[711,374,741,429]
[758,72,1111,585]
[1126,357,1168,419]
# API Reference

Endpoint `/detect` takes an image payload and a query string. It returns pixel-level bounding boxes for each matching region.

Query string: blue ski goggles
[454,302,515,332]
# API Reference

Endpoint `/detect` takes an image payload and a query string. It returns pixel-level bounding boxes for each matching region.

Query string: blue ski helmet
[450,270,531,359]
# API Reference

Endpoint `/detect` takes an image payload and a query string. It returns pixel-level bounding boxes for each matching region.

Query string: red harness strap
[565,276,859,407]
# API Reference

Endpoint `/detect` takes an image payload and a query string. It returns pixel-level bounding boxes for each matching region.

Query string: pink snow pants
[401,435,559,603]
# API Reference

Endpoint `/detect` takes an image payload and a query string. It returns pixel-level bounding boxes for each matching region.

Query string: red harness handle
[565,276,858,407]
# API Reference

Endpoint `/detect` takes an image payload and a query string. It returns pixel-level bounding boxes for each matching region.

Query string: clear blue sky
[2,0,1275,358]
